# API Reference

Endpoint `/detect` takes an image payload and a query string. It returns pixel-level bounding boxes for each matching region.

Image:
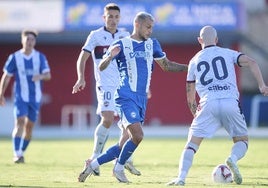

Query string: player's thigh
[96,86,117,114]
[221,99,248,137]
[119,100,144,128]
[190,101,221,138]
[14,100,28,118]
[28,102,40,122]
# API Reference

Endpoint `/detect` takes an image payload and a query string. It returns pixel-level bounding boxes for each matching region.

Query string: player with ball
[167,25,268,186]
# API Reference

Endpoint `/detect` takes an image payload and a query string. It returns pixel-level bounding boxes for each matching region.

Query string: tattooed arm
[155,57,188,72]
[186,81,197,116]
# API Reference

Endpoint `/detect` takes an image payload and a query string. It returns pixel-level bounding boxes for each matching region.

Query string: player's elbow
[98,64,105,71]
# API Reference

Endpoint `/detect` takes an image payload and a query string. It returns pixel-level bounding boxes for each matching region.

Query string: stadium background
[0,0,267,130]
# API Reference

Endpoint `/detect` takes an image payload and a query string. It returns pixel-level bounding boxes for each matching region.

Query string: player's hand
[0,95,5,106]
[72,79,86,94]
[32,74,43,81]
[110,44,121,57]
[259,85,268,96]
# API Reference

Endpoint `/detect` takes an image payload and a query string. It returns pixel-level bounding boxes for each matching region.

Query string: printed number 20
[197,56,228,86]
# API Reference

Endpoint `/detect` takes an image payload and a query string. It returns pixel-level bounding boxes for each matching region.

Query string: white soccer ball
[212,164,233,183]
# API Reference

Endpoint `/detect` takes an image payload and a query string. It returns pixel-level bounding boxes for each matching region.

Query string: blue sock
[13,137,21,151]
[118,139,137,165]
[22,139,30,151]
[97,144,121,165]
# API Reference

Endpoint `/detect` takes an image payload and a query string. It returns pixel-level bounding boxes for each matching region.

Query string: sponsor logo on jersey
[129,51,151,59]
[208,84,230,91]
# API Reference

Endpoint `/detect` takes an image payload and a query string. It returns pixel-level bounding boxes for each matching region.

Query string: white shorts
[96,86,117,115]
[189,98,248,138]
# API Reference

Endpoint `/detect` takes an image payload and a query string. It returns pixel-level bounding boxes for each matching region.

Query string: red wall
[0,43,200,126]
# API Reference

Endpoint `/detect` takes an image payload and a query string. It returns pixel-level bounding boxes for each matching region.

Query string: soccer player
[0,29,51,163]
[72,3,140,176]
[77,11,188,183]
[167,25,268,186]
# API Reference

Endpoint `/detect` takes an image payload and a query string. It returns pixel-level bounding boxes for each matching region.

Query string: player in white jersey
[77,12,188,183]
[72,3,140,177]
[0,29,51,163]
[167,25,268,186]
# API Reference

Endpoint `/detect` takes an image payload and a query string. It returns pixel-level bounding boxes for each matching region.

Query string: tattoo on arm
[186,82,197,116]
[188,102,197,116]
[158,58,188,72]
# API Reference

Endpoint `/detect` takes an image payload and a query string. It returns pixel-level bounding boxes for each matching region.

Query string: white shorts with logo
[96,86,117,115]
[189,98,248,138]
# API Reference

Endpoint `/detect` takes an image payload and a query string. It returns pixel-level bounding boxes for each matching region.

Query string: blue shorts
[14,99,41,122]
[115,90,148,128]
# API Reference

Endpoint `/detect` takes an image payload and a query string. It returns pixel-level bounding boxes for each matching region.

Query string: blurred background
[0,0,267,135]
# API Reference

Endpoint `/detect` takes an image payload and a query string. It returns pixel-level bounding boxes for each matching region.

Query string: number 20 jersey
[187,46,243,103]
[82,27,129,87]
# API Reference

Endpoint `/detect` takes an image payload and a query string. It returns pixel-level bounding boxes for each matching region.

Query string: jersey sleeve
[39,53,50,74]
[186,59,196,82]
[82,31,96,53]
[3,54,16,76]
[152,39,166,60]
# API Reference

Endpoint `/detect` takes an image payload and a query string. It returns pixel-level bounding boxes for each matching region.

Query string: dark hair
[21,29,38,38]
[104,3,120,13]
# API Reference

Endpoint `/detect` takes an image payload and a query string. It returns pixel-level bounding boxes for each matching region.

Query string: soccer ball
[212,164,233,183]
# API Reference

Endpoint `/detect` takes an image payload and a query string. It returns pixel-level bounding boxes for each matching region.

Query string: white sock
[178,142,199,181]
[90,159,100,170]
[91,124,109,159]
[230,141,248,163]
[114,162,124,171]
[126,155,133,163]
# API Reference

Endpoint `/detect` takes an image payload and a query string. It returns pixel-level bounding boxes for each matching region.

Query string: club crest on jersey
[146,43,152,50]
[131,112,136,118]
[104,101,109,107]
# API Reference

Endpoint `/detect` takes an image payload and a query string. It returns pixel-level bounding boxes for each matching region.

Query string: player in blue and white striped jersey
[73,3,141,178]
[0,29,51,163]
[78,12,188,183]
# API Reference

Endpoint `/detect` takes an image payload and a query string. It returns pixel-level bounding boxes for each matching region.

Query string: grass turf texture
[0,137,267,188]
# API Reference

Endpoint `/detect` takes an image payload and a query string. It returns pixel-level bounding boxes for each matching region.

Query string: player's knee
[131,133,143,145]
[102,118,114,127]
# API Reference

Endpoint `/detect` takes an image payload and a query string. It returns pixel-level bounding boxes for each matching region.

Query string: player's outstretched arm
[238,54,268,96]
[155,57,188,72]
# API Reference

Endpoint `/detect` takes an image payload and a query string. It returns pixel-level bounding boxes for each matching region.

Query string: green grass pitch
[0,137,267,188]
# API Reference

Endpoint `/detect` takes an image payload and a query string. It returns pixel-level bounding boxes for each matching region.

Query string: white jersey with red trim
[82,26,129,87]
[187,46,243,103]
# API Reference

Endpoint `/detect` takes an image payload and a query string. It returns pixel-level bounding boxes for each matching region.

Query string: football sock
[13,137,22,157]
[97,144,121,165]
[22,139,30,152]
[117,139,137,166]
[91,124,109,159]
[178,142,199,181]
[230,141,248,163]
